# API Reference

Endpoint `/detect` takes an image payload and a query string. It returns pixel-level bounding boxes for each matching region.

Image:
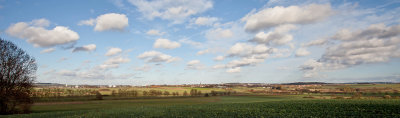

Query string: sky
[1,0,400,85]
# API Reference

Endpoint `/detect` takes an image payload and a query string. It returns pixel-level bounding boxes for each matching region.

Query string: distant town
[34,82,398,88]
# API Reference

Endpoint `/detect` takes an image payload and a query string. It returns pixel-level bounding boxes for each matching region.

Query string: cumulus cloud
[192,16,219,26]
[196,49,211,55]
[214,56,225,61]
[299,59,324,78]
[303,39,330,47]
[323,24,400,66]
[228,43,271,57]
[153,38,181,49]
[6,19,79,47]
[226,67,241,73]
[58,56,133,80]
[212,64,226,69]
[31,18,50,27]
[300,23,400,78]
[213,43,273,73]
[78,19,95,26]
[79,13,128,32]
[251,24,296,46]
[95,13,128,31]
[138,51,180,63]
[99,56,131,69]
[186,60,205,70]
[105,47,122,56]
[242,4,332,32]
[128,0,213,24]
[205,28,234,40]
[146,29,165,36]
[225,58,265,69]
[72,44,96,52]
[40,48,55,54]
[58,67,134,80]
[295,48,310,57]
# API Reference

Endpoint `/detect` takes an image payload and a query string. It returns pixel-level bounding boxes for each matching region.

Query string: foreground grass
[3,96,400,118]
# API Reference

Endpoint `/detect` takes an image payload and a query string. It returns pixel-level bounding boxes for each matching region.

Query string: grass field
[3,95,400,118]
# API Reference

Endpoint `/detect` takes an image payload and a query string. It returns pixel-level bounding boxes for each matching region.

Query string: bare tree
[0,38,37,114]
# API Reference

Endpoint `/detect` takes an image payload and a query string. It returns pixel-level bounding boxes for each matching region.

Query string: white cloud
[300,23,400,78]
[295,48,310,57]
[187,60,200,65]
[226,58,265,69]
[186,60,205,70]
[58,56,132,79]
[192,16,219,26]
[322,24,400,66]
[40,48,55,54]
[138,51,180,63]
[72,44,96,52]
[214,56,224,61]
[146,29,165,36]
[95,13,128,31]
[205,28,233,40]
[251,24,296,45]
[226,67,241,73]
[78,19,95,26]
[31,18,50,27]
[299,59,324,78]
[242,4,332,32]
[270,48,292,58]
[99,56,130,69]
[153,38,181,49]
[212,64,226,69]
[135,64,152,72]
[79,13,128,31]
[213,43,273,73]
[105,47,122,56]
[196,49,210,55]
[6,19,79,47]
[303,39,330,47]
[128,0,213,24]
[58,67,134,80]
[179,38,203,48]
[228,43,271,57]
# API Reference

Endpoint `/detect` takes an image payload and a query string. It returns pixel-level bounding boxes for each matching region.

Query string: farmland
[3,96,400,118]
[2,83,400,117]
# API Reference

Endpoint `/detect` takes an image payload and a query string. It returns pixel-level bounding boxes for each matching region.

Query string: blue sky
[1,0,400,85]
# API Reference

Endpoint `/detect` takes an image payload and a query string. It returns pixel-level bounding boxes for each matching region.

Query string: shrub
[96,91,103,100]
[383,95,391,99]
[204,93,209,97]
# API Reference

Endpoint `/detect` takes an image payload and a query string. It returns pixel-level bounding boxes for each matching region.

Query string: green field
[3,95,400,118]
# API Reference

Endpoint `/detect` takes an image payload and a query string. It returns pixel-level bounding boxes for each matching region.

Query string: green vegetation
[2,96,400,118]
[3,84,399,117]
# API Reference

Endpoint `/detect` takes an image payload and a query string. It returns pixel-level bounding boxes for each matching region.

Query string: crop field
[2,84,400,117]
[3,95,400,118]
